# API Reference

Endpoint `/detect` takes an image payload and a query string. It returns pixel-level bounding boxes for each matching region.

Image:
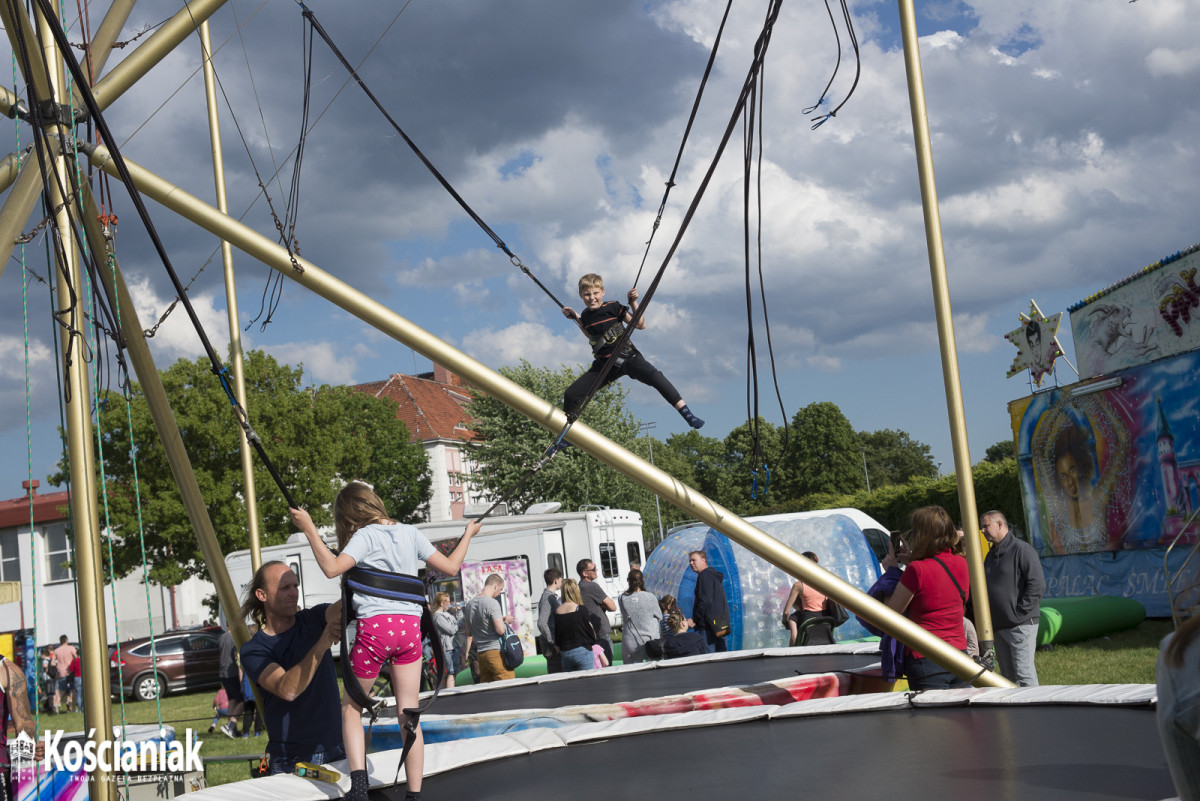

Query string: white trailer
[223,506,646,632]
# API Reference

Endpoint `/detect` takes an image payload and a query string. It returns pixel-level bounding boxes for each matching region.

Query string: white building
[0,480,214,647]
[353,365,491,522]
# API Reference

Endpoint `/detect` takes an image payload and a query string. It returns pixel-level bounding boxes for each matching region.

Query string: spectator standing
[1157,614,1200,801]
[0,651,43,797]
[981,510,1045,686]
[69,650,82,712]
[217,629,245,738]
[553,579,600,672]
[885,506,971,690]
[856,532,908,682]
[618,569,662,663]
[537,569,564,674]
[39,647,55,713]
[657,595,680,640]
[51,636,76,714]
[577,559,617,665]
[464,574,516,683]
[689,551,729,653]
[432,593,461,688]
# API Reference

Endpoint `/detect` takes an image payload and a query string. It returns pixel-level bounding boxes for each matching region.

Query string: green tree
[780,401,863,497]
[859,428,937,488]
[627,434,699,551]
[720,418,789,513]
[984,439,1017,463]
[467,360,646,514]
[661,429,728,508]
[58,350,430,587]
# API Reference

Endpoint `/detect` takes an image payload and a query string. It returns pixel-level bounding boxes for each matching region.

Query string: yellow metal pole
[0,0,230,272]
[79,186,258,689]
[200,20,262,573]
[36,4,113,798]
[81,143,1014,688]
[896,0,995,658]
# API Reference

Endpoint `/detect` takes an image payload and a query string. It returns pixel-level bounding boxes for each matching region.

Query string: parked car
[109,627,222,701]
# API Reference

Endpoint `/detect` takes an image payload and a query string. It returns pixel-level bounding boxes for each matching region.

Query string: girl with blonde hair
[291,482,481,801]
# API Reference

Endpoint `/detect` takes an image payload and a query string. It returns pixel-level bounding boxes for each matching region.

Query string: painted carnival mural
[1070,244,1200,380]
[1010,348,1200,556]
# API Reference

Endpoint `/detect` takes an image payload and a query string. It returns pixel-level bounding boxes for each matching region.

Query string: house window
[44,525,74,582]
[0,530,19,582]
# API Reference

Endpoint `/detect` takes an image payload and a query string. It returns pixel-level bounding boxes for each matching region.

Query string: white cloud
[128,277,229,368]
[1146,46,1200,78]
[266,341,375,386]
[461,323,588,370]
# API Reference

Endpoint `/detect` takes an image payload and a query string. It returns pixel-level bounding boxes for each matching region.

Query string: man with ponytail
[239,561,345,775]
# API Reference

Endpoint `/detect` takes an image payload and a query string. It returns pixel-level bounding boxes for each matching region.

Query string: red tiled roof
[353,370,478,444]
[0,482,70,529]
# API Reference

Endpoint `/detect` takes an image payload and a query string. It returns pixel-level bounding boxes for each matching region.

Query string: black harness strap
[339,565,447,773]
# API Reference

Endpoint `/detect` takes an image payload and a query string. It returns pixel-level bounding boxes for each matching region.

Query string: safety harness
[339,565,447,771]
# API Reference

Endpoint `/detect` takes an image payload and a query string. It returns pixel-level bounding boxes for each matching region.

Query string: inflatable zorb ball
[644,513,882,649]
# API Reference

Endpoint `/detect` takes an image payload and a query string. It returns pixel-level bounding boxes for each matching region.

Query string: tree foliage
[467,360,646,514]
[56,351,430,587]
[780,402,864,497]
[984,439,1017,463]
[860,428,938,488]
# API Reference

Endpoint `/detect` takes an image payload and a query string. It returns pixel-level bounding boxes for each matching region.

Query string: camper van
[223,505,647,646]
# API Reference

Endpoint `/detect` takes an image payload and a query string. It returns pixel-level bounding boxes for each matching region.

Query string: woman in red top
[886,506,970,690]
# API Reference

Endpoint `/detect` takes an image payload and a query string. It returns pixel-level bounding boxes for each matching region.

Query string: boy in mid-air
[561,273,703,429]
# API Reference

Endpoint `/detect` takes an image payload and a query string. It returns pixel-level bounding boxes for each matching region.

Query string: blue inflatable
[644,512,884,649]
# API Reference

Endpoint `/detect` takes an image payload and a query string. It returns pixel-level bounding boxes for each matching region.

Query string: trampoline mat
[429,652,877,715]
[377,704,1172,800]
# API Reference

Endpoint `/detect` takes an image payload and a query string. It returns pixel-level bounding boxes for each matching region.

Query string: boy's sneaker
[220,722,238,739]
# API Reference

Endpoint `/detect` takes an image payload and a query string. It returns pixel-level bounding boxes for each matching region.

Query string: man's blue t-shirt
[240,604,343,759]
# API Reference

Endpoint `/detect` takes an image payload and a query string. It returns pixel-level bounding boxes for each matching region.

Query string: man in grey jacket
[982,510,1045,686]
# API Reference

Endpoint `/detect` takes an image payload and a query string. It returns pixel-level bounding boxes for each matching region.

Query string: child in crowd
[291,482,481,801]
[208,687,229,733]
[662,611,707,659]
[561,274,703,429]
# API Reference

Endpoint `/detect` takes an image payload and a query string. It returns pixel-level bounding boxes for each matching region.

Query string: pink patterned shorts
[350,613,422,679]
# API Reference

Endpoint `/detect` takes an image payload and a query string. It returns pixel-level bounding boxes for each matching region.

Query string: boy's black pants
[564,350,682,417]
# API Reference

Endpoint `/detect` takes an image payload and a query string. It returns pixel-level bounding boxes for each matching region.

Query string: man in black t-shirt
[239,561,345,774]
[561,273,703,429]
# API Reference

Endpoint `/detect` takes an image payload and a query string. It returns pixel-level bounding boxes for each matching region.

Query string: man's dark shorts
[220,674,245,705]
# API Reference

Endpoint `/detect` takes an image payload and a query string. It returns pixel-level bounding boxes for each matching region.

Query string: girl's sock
[404,792,421,801]
[678,404,705,429]
[347,769,369,801]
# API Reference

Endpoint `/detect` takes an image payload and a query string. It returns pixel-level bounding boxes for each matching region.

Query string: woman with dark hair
[1157,614,1200,799]
[885,506,971,690]
[618,569,662,663]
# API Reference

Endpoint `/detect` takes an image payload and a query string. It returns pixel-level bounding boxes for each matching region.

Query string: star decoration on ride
[1005,300,1066,386]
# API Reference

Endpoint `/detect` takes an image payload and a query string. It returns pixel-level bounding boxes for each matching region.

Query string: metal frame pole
[896,0,995,658]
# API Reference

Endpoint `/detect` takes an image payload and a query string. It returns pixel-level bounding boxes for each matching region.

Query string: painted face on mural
[1056,451,1081,501]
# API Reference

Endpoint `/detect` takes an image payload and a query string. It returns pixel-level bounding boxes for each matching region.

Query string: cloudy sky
[1,0,1197,506]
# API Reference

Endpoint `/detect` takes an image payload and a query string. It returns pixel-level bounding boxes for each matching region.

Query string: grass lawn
[28,618,1173,789]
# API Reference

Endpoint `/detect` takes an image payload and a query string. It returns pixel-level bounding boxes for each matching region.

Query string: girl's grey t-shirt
[342,522,436,618]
